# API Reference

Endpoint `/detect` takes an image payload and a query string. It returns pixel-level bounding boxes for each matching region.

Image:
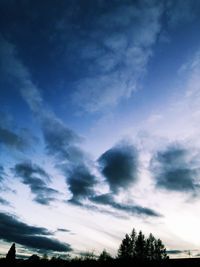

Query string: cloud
[0,109,37,153]
[67,164,96,202]
[70,0,163,112]
[98,141,139,193]
[0,165,5,182]
[166,0,200,27]
[0,197,10,206]
[151,144,200,193]
[0,212,72,252]
[0,126,27,151]
[13,162,59,205]
[0,35,161,219]
[91,193,161,217]
[41,116,97,204]
[0,35,97,206]
[57,228,70,233]
[166,250,183,255]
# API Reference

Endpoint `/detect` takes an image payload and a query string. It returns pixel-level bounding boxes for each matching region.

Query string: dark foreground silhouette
[0,228,198,266]
[2,257,200,267]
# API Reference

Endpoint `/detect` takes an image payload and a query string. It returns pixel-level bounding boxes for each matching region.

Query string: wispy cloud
[69,0,163,112]
[0,35,162,219]
[13,162,59,205]
[91,193,161,217]
[0,165,5,182]
[0,36,98,208]
[0,112,36,152]
[166,0,200,27]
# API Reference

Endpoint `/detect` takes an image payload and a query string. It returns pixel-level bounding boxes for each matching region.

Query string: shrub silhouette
[98,249,112,261]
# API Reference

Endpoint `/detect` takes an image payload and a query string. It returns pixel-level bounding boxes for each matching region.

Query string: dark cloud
[1,35,97,206]
[1,35,97,207]
[91,193,161,217]
[13,162,59,205]
[0,109,38,153]
[41,115,82,161]
[0,197,10,206]
[151,144,200,193]
[98,142,139,193]
[0,33,160,219]
[0,212,72,252]
[0,165,5,182]
[67,164,96,202]
[39,115,97,205]
[0,126,27,151]
[57,228,70,233]
[37,114,97,205]
[0,165,11,192]
[166,0,200,27]
[166,250,183,255]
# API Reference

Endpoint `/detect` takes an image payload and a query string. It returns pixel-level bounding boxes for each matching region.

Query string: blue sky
[1,0,200,259]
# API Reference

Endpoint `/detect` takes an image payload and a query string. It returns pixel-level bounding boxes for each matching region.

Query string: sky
[1,0,200,259]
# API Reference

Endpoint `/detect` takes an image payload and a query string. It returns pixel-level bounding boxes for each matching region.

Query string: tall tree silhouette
[135,231,146,260]
[130,228,137,258]
[118,233,132,259]
[6,243,16,261]
[146,233,156,260]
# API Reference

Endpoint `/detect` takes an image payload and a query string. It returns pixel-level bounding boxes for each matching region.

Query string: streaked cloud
[0,212,72,252]
[70,0,163,112]
[91,193,161,217]
[13,162,59,205]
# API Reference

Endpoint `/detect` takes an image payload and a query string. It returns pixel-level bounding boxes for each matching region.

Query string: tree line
[1,228,169,266]
[118,228,168,260]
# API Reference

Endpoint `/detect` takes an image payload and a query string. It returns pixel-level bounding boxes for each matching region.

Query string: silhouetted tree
[117,228,168,261]
[130,228,137,258]
[6,243,16,262]
[154,238,168,260]
[135,231,146,260]
[81,251,96,261]
[146,233,156,260]
[98,249,112,261]
[118,233,132,259]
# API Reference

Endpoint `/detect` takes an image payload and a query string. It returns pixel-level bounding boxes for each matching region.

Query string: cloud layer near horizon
[0,212,72,252]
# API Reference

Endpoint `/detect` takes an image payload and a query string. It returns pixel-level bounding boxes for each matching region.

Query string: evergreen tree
[130,228,137,258]
[117,228,168,261]
[6,243,16,261]
[98,249,112,261]
[154,238,168,260]
[135,231,146,260]
[146,233,156,260]
[118,233,132,259]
